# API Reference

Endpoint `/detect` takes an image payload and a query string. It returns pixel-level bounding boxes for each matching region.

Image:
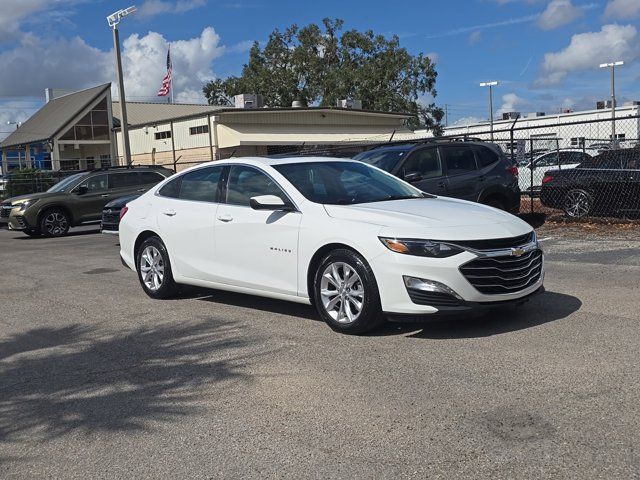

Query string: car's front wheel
[136,236,178,299]
[39,208,70,237]
[313,248,384,334]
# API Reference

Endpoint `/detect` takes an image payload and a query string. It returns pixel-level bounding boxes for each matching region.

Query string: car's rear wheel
[136,236,178,299]
[563,189,593,218]
[313,248,384,334]
[39,208,70,237]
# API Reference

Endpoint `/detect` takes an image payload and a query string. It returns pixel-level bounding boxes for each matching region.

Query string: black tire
[313,248,385,334]
[39,208,70,237]
[24,229,41,237]
[136,236,178,299]
[563,188,593,218]
[482,197,506,210]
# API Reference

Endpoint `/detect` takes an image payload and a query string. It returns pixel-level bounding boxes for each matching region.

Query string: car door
[397,147,446,195]
[155,166,223,281]
[72,173,109,223]
[440,145,481,201]
[214,164,301,296]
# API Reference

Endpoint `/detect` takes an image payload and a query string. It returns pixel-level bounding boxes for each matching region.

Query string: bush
[5,169,56,198]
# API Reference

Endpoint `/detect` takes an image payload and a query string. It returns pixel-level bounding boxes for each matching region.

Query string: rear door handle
[217,214,233,222]
[136,188,146,192]
[437,181,446,189]
[163,209,176,217]
[101,194,110,198]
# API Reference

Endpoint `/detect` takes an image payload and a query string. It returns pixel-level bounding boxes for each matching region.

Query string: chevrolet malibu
[119,157,544,334]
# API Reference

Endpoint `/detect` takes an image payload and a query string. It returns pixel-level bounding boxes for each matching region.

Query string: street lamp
[599,61,624,147]
[6,121,22,130]
[107,6,137,166]
[480,81,498,141]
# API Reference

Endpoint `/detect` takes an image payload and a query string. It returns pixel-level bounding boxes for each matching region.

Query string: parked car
[518,149,596,195]
[119,157,544,335]
[0,174,7,195]
[352,140,520,213]
[101,194,140,234]
[540,148,640,218]
[1,166,173,237]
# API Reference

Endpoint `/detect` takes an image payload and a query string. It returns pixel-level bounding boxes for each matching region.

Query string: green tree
[203,18,444,132]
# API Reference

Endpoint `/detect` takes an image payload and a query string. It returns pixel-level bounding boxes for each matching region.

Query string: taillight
[119,205,129,220]
[506,165,518,177]
[542,174,553,184]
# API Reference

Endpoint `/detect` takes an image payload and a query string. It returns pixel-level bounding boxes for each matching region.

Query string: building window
[155,131,172,140]
[571,137,586,147]
[610,133,626,141]
[59,99,110,142]
[100,154,111,168]
[189,125,209,135]
[86,156,95,170]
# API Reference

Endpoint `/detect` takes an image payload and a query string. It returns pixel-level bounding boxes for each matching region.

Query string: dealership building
[0,84,412,173]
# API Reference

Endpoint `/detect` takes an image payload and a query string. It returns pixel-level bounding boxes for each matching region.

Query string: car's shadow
[12,228,101,240]
[188,287,581,338]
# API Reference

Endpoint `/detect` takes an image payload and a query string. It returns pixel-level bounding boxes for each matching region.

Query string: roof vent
[291,100,305,108]
[336,99,363,109]
[234,94,264,109]
[502,111,521,120]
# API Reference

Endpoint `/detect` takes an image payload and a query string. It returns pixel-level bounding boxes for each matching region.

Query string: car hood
[324,197,532,239]
[4,191,58,204]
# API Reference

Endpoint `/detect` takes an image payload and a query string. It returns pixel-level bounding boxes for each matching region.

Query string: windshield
[47,173,86,192]
[352,148,410,172]
[274,161,426,205]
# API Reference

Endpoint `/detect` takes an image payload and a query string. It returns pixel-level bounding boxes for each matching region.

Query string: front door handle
[163,209,176,217]
[217,214,233,222]
[437,181,446,189]
[101,194,109,198]
[136,188,146,192]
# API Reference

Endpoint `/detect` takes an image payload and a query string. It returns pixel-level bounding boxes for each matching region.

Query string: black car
[353,140,520,213]
[101,194,140,234]
[540,148,640,218]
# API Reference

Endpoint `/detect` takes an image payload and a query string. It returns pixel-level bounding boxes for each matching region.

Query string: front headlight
[17,200,34,212]
[379,237,464,258]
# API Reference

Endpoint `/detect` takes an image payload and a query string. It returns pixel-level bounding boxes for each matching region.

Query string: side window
[535,153,558,167]
[179,166,223,202]
[561,152,584,165]
[475,146,499,168]
[402,148,442,179]
[442,146,477,176]
[110,172,139,188]
[139,171,165,184]
[226,165,287,207]
[158,177,181,198]
[82,174,108,192]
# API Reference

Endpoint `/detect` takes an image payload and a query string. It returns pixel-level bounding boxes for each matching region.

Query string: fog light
[403,276,463,300]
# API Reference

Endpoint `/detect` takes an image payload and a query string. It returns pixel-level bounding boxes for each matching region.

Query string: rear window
[442,145,477,175]
[139,171,166,184]
[158,177,181,198]
[353,148,411,172]
[474,146,500,168]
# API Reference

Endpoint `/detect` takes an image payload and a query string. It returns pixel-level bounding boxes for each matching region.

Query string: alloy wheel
[564,190,591,218]
[140,245,165,291]
[43,212,68,236]
[319,262,365,324]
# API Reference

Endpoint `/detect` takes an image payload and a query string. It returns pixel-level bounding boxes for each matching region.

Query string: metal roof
[0,83,111,149]
[112,101,224,127]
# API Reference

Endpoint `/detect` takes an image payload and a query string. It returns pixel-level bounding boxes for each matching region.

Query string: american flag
[157,46,172,97]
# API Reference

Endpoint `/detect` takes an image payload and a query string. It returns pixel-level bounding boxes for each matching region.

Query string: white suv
[119,157,544,334]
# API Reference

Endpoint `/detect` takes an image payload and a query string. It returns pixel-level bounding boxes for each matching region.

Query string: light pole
[6,121,21,130]
[480,81,498,141]
[599,61,624,147]
[107,6,137,166]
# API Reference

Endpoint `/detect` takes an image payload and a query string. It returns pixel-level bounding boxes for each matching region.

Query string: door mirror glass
[249,195,289,211]
[76,185,88,195]
[404,171,423,183]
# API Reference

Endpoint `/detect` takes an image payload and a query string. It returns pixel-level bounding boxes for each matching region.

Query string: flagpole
[170,44,173,104]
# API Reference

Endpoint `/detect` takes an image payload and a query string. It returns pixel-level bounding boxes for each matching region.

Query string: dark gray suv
[353,140,520,213]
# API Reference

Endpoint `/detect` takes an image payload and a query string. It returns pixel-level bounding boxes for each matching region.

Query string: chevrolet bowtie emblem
[510,247,526,257]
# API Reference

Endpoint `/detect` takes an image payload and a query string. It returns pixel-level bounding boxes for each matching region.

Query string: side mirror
[76,185,88,195]
[404,171,423,183]
[249,195,292,211]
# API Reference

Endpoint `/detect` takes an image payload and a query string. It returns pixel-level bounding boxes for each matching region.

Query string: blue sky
[1,0,639,136]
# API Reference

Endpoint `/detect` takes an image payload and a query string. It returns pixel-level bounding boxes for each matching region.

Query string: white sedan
[119,157,544,334]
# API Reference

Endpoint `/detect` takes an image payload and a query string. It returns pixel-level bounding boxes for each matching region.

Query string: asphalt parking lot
[0,225,638,479]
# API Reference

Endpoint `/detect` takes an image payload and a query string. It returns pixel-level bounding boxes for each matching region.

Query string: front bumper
[371,242,544,316]
[8,213,30,231]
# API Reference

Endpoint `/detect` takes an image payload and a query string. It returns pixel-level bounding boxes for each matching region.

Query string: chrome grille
[460,249,543,295]
[1,204,12,218]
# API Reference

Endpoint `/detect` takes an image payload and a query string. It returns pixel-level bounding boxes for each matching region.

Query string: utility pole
[599,61,624,147]
[480,81,498,141]
[107,6,137,166]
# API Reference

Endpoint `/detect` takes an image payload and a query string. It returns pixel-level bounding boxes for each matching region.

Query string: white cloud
[121,27,225,102]
[451,116,485,126]
[468,30,482,45]
[535,24,640,86]
[0,27,226,104]
[137,0,207,18]
[497,92,529,116]
[0,0,83,42]
[0,101,40,141]
[605,0,640,19]
[537,0,583,30]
